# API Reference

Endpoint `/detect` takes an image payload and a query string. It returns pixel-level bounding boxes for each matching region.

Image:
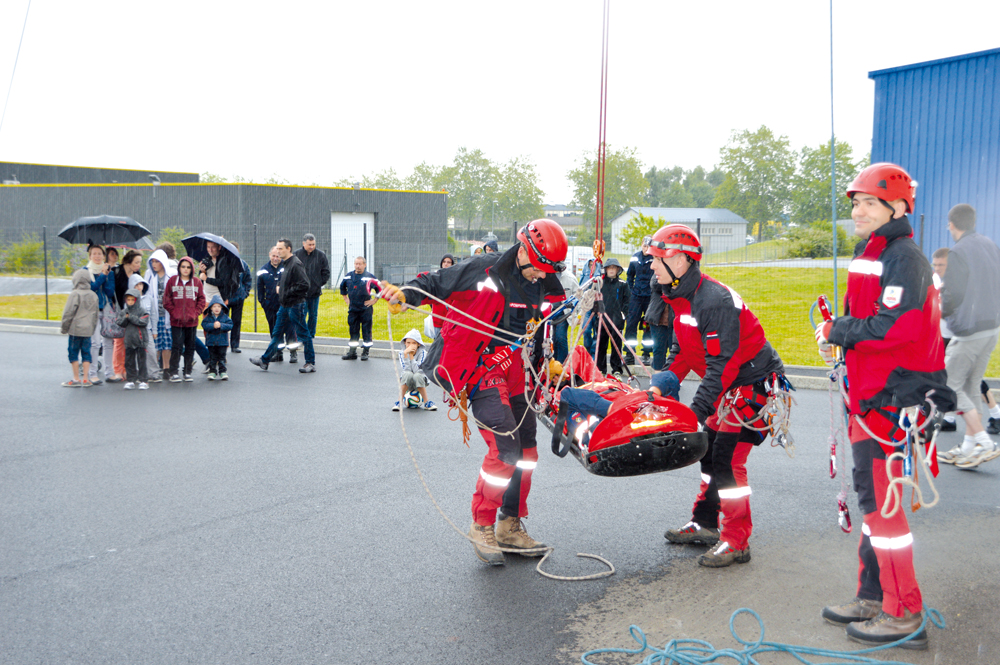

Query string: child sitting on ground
[117,287,150,390]
[60,268,100,387]
[201,295,234,380]
[392,329,437,411]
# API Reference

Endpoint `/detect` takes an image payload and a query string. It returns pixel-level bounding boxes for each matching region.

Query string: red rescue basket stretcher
[537,347,708,477]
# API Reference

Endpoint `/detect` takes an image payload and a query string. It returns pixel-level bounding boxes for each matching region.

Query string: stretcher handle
[550,401,571,458]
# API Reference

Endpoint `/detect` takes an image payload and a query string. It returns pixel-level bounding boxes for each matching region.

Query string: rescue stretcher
[535,347,709,477]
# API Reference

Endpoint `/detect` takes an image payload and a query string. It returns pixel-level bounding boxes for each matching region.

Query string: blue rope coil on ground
[581,606,945,665]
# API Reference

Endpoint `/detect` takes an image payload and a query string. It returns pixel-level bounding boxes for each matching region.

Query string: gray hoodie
[61,269,100,337]
[116,287,150,348]
[397,329,427,375]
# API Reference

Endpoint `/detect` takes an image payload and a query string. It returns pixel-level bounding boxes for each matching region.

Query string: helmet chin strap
[657,256,681,289]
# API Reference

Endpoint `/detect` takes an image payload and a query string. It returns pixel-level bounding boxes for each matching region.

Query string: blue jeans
[194,336,210,364]
[553,320,570,363]
[262,302,315,364]
[68,335,92,363]
[305,296,320,339]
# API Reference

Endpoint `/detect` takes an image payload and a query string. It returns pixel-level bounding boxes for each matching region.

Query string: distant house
[609,207,749,255]
[544,203,584,218]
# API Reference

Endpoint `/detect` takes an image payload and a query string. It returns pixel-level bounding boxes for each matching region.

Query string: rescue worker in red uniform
[646,224,785,568]
[816,163,954,649]
[384,220,568,565]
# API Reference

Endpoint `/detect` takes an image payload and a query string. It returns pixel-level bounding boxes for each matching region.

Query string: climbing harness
[581,606,946,665]
[715,373,797,456]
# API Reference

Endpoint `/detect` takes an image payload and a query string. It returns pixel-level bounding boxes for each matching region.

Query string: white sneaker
[123,382,136,390]
[937,446,962,464]
[955,444,990,469]
[137,382,149,390]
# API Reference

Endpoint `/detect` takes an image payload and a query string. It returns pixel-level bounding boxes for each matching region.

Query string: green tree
[568,144,648,229]
[363,168,403,190]
[155,227,188,255]
[710,125,794,237]
[403,162,453,191]
[200,172,227,183]
[493,156,544,231]
[644,165,684,206]
[791,140,866,224]
[447,147,497,232]
[618,212,666,250]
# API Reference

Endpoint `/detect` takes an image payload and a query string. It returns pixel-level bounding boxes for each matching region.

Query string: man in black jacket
[625,236,655,364]
[250,239,316,373]
[256,246,295,362]
[294,233,332,339]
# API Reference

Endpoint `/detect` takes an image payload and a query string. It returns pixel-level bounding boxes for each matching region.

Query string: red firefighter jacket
[662,264,783,423]
[404,244,565,396]
[827,215,953,416]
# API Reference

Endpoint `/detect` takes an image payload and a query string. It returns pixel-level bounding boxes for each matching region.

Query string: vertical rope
[829,0,839,316]
[0,0,32,145]
[593,0,610,263]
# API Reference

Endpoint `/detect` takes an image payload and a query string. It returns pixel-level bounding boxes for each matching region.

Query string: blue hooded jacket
[201,294,234,346]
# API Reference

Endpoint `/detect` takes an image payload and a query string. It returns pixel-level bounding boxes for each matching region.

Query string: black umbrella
[107,236,157,251]
[58,215,152,246]
[181,232,242,263]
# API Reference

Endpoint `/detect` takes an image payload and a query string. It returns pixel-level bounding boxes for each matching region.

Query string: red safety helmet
[517,219,568,273]
[846,162,916,213]
[648,224,702,262]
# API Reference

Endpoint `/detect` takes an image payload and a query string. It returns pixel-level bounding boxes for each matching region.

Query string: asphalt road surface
[2,331,999,664]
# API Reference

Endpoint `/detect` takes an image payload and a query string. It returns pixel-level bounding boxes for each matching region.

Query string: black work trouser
[229,299,244,349]
[348,307,374,347]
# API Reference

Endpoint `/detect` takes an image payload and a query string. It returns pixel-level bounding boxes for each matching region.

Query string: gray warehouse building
[0,162,448,283]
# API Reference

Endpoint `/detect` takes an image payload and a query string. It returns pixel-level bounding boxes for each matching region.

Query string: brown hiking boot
[468,523,505,566]
[697,541,751,567]
[665,521,721,546]
[495,514,547,556]
[846,610,928,650]
[822,597,883,625]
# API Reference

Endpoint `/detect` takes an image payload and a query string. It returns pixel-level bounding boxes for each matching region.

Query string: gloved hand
[650,370,680,400]
[380,282,406,314]
[818,343,835,367]
[814,321,832,345]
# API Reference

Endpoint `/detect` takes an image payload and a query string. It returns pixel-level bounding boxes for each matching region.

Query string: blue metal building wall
[869,47,1000,256]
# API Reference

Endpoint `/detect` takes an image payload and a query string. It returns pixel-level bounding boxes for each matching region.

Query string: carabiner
[837,499,852,533]
[829,442,838,479]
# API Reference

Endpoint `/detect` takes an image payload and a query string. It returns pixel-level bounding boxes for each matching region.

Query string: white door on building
[330,213,375,285]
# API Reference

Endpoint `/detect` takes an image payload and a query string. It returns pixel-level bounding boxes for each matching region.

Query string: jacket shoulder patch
[882,286,903,309]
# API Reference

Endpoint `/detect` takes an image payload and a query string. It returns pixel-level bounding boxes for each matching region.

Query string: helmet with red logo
[517,219,568,273]
[846,162,916,213]
[648,225,702,262]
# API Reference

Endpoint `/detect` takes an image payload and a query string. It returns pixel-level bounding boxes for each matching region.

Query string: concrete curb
[0,322,989,392]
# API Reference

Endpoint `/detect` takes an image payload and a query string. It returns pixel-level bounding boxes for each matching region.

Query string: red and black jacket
[404,244,565,395]
[662,264,783,423]
[827,215,954,416]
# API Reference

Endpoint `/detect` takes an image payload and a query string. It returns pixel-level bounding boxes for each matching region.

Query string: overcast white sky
[0,0,997,205]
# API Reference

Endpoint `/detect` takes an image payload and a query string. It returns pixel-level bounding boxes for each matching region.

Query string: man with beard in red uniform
[384,220,568,566]
[816,163,954,650]
[646,224,785,568]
